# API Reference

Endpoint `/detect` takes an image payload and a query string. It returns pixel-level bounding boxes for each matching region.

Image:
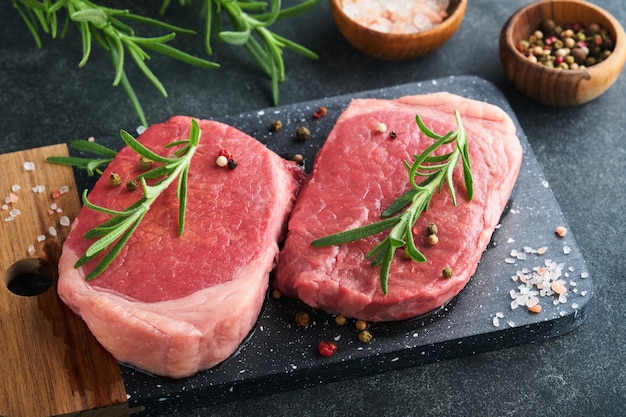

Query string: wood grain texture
[499,0,626,106]
[0,145,140,417]
[330,0,466,61]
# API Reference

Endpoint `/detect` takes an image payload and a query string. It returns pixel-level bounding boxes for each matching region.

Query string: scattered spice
[271,289,282,299]
[335,315,347,326]
[296,126,311,141]
[313,106,327,119]
[555,226,567,237]
[389,131,397,139]
[227,158,238,170]
[427,234,439,246]
[139,156,153,171]
[215,155,228,167]
[358,330,372,343]
[109,173,122,187]
[426,222,438,236]
[442,266,453,279]
[292,153,304,165]
[295,311,311,326]
[355,320,367,331]
[318,341,337,357]
[516,20,614,69]
[126,179,138,191]
[270,120,283,132]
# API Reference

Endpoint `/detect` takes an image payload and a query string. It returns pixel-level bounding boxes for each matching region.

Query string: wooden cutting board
[0,145,142,417]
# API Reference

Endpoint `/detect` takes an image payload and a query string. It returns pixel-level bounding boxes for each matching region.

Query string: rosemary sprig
[13,0,219,126]
[74,119,201,280]
[311,111,474,294]
[46,139,118,176]
[163,0,321,105]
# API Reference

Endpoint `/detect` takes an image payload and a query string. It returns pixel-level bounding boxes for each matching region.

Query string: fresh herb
[74,119,201,280]
[205,0,321,105]
[14,0,320,124]
[311,111,473,294]
[13,0,219,127]
[46,139,118,176]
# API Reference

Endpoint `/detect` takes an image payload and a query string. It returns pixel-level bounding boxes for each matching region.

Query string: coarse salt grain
[11,184,21,192]
[60,216,70,227]
[37,234,46,242]
[48,226,57,237]
[27,245,36,255]
[23,161,35,171]
[32,185,46,193]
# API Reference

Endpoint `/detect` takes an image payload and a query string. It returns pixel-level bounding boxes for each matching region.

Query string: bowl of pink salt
[330,0,467,60]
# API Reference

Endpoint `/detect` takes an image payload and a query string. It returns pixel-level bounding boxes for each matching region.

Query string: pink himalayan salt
[341,0,449,34]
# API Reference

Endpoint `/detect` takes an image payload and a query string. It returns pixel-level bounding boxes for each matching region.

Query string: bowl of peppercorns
[330,0,467,61]
[499,0,626,106]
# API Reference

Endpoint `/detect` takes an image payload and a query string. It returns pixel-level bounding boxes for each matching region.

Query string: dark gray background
[1,1,624,416]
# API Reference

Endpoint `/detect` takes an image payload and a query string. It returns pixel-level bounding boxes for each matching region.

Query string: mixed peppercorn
[516,20,614,70]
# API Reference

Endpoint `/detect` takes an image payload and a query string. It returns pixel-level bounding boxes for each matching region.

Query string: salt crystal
[136,126,147,135]
[563,245,571,254]
[572,303,579,309]
[50,203,58,211]
[492,317,500,327]
[580,271,589,278]
[37,235,46,242]
[1,204,7,210]
[32,185,46,193]
[504,258,516,264]
[536,246,548,255]
[9,208,21,217]
[27,245,36,255]
[23,161,35,171]
[59,185,69,194]
[48,226,57,237]
[60,216,70,227]
[11,184,21,192]
[507,238,515,243]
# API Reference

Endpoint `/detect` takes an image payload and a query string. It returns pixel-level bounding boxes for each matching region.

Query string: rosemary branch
[311,111,474,294]
[14,0,321,124]
[74,119,201,280]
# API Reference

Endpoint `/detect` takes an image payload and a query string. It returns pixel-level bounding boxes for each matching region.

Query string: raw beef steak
[58,116,303,378]
[274,92,523,322]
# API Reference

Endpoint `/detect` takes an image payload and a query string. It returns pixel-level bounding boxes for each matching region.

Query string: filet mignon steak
[274,92,523,322]
[58,116,303,378]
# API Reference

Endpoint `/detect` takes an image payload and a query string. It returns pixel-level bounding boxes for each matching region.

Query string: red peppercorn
[318,341,337,357]
[218,149,233,160]
[313,106,328,119]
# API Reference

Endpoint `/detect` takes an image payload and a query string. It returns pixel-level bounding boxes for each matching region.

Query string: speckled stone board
[70,76,593,415]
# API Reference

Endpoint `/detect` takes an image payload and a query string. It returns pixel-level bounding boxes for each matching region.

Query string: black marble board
[70,75,593,415]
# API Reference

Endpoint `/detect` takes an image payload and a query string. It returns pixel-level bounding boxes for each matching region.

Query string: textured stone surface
[1,1,624,416]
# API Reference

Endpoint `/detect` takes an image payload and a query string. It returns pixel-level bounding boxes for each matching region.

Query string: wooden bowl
[330,0,467,61]
[499,0,626,106]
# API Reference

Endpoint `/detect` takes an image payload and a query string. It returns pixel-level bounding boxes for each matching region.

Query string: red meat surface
[274,93,523,322]
[58,116,303,378]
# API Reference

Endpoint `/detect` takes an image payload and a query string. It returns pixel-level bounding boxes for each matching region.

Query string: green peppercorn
[426,222,438,236]
[296,126,311,141]
[442,267,453,279]
[109,173,122,187]
[358,330,372,343]
[270,120,283,132]
[139,156,153,171]
[126,179,138,192]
